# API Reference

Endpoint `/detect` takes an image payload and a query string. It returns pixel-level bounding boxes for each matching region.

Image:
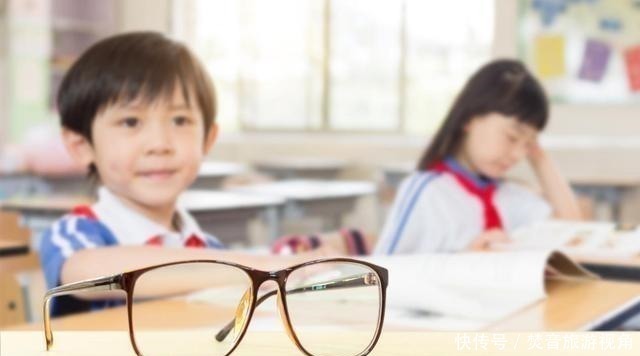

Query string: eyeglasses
[43,258,388,356]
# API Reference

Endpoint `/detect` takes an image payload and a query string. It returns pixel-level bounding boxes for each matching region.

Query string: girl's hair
[57,31,216,177]
[416,59,548,170]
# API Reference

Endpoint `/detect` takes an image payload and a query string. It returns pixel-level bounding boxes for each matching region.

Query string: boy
[39,32,303,315]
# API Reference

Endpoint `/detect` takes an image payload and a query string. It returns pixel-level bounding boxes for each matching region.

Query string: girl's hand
[525,139,583,220]
[527,139,548,166]
[467,228,511,251]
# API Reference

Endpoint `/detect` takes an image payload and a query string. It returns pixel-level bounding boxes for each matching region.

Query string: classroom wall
[3,0,640,227]
[117,0,171,33]
[208,1,640,226]
[493,0,640,138]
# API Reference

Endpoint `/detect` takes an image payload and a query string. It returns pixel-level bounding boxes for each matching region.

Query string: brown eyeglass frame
[43,258,388,356]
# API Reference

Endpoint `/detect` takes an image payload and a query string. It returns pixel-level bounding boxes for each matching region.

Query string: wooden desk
[3,280,640,354]
[253,158,349,180]
[229,179,377,233]
[9,331,619,356]
[0,239,29,257]
[576,255,640,282]
[0,191,284,248]
[487,279,640,331]
[9,279,640,333]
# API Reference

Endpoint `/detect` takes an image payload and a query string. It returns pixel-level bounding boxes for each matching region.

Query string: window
[180,0,494,135]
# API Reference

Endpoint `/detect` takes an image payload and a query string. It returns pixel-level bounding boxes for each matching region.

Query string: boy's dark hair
[57,31,216,176]
[417,59,548,170]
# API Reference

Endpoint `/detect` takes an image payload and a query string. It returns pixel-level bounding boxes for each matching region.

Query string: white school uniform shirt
[374,160,552,255]
[92,187,215,247]
[39,187,223,290]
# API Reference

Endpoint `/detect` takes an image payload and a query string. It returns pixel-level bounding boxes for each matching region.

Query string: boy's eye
[173,116,191,126]
[120,117,140,128]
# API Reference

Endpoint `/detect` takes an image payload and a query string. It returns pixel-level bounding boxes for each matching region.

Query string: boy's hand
[467,228,511,251]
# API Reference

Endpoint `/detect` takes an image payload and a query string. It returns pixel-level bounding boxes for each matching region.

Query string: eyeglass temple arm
[215,272,379,342]
[43,275,122,351]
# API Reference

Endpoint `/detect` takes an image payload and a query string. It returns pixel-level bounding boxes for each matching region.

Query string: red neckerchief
[72,205,206,248]
[432,161,503,230]
[146,233,206,248]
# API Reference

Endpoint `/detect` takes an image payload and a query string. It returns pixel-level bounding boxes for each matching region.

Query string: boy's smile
[137,168,178,181]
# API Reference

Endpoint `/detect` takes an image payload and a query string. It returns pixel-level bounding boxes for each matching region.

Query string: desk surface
[487,279,640,331]
[4,280,640,355]
[0,195,94,214]
[179,190,285,211]
[230,179,377,201]
[9,279,640,333]
[0,238,29,256]
[0,191,285,214]
[14,331,638,356]
[198,161,247,178]
[253,158,349,170]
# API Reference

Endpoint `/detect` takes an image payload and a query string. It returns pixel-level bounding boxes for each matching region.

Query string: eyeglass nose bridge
[249,269,309,354]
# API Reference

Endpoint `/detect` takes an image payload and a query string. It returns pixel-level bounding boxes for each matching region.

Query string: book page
[497,220,615,251]
[365,250,595,329]
[496,220,640,260]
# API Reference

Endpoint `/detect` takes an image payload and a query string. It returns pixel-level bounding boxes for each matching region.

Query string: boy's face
[460,112,538,178]
[64,86,217,210]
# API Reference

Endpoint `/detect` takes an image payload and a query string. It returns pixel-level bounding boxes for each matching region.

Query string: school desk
[0,191,285,248]
[0,171,52,197]
[576,255,640,283]
[0,253,40,327]
[0,211,30,257]
[7,279,640,333]
[486,279,640,331]
[178,190,285,245]
[0,238,29,257]
[229,179,377,233]
[190,161,247,190]
[0,195,94,249]
[568,175,640,223]
[2,279,640,355]
[253,157,349,180]
[1,331,599,356]
[379,161,414,190]
[0,161,245,199]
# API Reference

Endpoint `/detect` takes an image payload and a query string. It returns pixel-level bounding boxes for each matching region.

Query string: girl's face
[66,86,217,212]
[458,112,538,179]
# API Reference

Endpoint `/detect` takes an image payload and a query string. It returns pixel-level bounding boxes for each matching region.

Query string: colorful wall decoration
[519,0,640,103]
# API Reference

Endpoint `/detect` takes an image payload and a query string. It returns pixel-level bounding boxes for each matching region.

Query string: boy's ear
[203,123,219,153]
[61,129,95,168]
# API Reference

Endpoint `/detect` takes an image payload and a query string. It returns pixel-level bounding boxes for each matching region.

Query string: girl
[374,59,582,255]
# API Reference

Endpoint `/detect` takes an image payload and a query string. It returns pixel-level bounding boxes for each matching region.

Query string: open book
[366,250,597,330]
[495,220,640,259]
